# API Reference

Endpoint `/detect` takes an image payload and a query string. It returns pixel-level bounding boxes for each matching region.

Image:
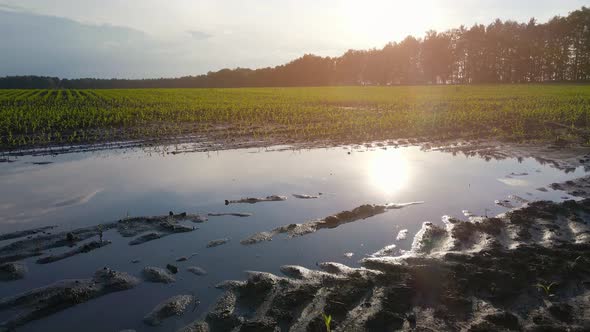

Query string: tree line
[1,6,589,89]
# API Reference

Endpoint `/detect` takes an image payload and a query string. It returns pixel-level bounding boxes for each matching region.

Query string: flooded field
[0,142,588,331]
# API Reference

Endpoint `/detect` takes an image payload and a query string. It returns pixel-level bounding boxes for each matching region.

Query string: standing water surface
[0,144,586,331]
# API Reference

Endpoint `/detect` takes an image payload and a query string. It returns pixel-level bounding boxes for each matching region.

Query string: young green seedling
[322,313,332,332]
[536,282,556,297]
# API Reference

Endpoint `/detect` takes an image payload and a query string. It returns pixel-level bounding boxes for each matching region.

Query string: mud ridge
[241,202,423,245]
[200,199,590,331]
[550,175,590,198]
[224,195,287,205]
[0,226,57,242]
[0,262,26,281]
[427,140,590,172]
[143,295,195,326]
[0,212,203,264]
[207,238,230,248]
[0,268,139,330]
[36,240,111,264]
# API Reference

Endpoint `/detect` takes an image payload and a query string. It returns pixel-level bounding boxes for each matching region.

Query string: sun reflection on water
[369,150,410,196]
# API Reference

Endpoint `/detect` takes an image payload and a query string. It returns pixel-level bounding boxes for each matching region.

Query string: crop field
[1,85,590,150]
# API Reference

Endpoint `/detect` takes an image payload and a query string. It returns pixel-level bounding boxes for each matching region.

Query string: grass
[1,85,590,150]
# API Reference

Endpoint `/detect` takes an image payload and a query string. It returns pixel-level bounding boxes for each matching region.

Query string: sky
[0,0,588,78]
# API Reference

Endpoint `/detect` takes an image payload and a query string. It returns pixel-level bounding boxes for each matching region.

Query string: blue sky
[0,0,588,78]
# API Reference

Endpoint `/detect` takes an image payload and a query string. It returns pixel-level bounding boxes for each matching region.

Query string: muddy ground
[0,122,589,162]
[179,140,590,331]
[2,139,590,331]
[187,198,590,332]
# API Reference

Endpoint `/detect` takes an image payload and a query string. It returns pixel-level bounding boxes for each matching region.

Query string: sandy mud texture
[36,240,111,264]
[0,224,117,264]
[425,139,590,172]
[119,213,203,245]
[0,212,201,265]
[0,268,139,330]
[550,176,590,198]
[0,226,56,241]
[5,120,590,176]
[142,266,176,283]
[241,202,423,245]
[143,294,195,326]
[225,195,287,205]
[193,198,590,331]
[0,262,26,281]
[207,238,230,248]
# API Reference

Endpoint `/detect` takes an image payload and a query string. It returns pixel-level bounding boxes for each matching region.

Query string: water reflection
[369,150,410,196]
[0,145,587,332]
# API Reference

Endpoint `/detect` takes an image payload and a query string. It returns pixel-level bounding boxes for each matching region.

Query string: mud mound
[191,199,590,332]
[428,141,590,172]
[143,294,195,326]
[0,268,139,330]
[225,195,287,205]
[241,202,423,245]
[0,262,26,281]
[0,212,202,265]
[550,175,590,198]
[0,226,56,241]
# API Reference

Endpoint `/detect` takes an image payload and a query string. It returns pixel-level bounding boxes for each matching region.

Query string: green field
[1,85,590,150]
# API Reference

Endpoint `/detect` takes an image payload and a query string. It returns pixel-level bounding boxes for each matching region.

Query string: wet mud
[0,226,56,242]
[0,262,26,281]
[206,238,230,248]
[36,240,111,264]
[0,212,203,265]
[3,140,590,330]
[0,268,139,330]
[224,195,287,205]
[241,202,423,245]
[143,295,195,326]
[550,176,590,198]
[142,266,176,284]
[0,224,116,264]
[195,199,590,331]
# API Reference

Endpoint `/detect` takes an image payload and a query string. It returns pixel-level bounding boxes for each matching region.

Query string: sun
[368,149,410,196]
[342,0,439,46]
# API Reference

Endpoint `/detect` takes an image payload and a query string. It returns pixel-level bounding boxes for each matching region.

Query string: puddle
[0,145,587,331]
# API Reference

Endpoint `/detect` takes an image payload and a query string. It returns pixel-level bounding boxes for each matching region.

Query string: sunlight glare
[369,150,410,196]
[342,0,439,45]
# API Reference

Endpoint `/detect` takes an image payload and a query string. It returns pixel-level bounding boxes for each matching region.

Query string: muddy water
[0,145,586,331]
